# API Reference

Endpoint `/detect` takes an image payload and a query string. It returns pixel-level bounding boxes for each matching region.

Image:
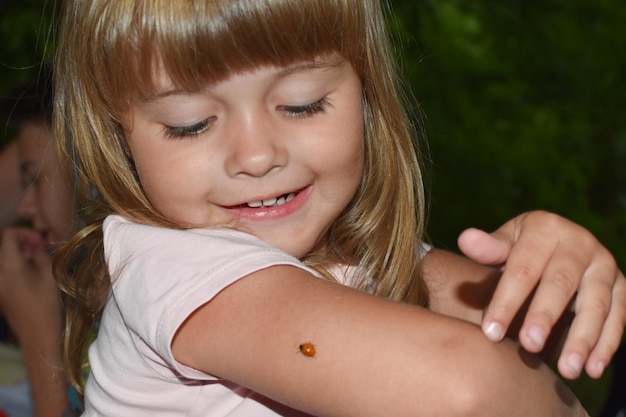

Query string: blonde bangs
[96,0,366,103]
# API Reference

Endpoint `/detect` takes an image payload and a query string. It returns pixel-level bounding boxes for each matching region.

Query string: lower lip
[224,186,312,221]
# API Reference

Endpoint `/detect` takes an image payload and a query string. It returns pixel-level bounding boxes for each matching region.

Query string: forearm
[423,248,572,364]
[18,321,68,417]
[423,248,498,323]
[0,228,69,416]
[174,266,587,417]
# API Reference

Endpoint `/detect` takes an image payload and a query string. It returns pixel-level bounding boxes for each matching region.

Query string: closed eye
[279,97,329,118]
[20,163,41,188]
[163,117,216,139]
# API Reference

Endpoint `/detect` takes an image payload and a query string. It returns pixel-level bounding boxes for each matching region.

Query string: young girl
[54,0,625,415]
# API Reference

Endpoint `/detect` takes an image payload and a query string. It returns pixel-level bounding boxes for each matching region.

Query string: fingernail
[483,322,504,341]
[595,361,605,377]
[527,326,546,350]
[566,354,583,377]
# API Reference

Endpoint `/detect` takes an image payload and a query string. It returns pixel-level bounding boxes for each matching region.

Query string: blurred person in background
[0,141,21,231]
[0,68,80,417]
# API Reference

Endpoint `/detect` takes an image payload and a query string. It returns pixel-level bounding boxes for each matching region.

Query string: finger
[16,228,45,260]
[0,229,27,269]
[580,272,626,379]
[554,259,617,379]
[481,224,556,342]
[0,227,43,261]
[458,227,513,267]
[517,244,588,354]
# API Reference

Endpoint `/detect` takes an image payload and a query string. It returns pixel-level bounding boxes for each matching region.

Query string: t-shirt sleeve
[419,242,432,260]
[103,215,318,379]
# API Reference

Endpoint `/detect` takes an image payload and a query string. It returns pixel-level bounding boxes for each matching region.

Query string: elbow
[441,371,493,417]
[436,336,583,417]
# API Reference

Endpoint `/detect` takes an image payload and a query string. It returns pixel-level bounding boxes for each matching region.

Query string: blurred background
[1,0,624,414]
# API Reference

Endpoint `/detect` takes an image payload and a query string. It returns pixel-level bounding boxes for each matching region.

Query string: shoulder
[103,215,292,264]
[102,215,321,286]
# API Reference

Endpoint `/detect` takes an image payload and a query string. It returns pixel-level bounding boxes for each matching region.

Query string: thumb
[458,227,513,267]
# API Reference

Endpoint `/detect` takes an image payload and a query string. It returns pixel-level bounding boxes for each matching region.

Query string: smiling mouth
[244,192,296,208]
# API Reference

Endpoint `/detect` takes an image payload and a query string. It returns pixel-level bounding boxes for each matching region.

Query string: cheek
[127,140,173,207]
[127,123,202,202]
[350,124,365,171]
[135,150,192,195]
[38,179,75,236]
[38,154,75,231]
[329,118,364,179]
[346,142,365,200]
[339,123,365,205]
[132,147,216,223]
[337,96,365,174]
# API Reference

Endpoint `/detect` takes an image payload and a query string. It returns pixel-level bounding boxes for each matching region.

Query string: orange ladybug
[299,342,316,357]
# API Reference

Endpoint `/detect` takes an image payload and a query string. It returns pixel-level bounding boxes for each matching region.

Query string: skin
[127,52,626,381]
[128,57,363,258]
[16,122,75,246]
[0,141,21,230]
[176,264,587,417]
[0,121,74,417]
[121,56,599,415]
[457,214,626,380]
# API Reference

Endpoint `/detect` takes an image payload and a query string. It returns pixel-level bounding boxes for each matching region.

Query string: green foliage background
[1,0,623,414]
[390,1,625,414]
[0,1,55,105]
[391,0,626,255]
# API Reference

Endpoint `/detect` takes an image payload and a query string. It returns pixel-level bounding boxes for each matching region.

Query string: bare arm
[425,211,626,380]
[423,248,576,365]
[460,212,626,380]
[173,265,587,417]
[16,314,68,417]
[0,228,68,417]
[422,248,499,325]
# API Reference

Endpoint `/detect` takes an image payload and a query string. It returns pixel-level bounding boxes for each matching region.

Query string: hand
[458,210,626,380]
[0,228,69,417]
[0,227,63,344]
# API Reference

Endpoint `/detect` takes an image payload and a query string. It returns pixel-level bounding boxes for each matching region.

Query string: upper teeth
[246,193,295,208]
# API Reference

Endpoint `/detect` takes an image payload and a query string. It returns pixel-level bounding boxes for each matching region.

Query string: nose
[16,183,37,221]
[224,112,288,178]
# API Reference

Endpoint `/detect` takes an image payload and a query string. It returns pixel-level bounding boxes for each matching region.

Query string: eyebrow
[142,57,345,103]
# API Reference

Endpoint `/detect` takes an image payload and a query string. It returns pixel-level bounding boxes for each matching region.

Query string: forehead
[74,0,370,134]
[17,123,55,179]
[17,122,51,155]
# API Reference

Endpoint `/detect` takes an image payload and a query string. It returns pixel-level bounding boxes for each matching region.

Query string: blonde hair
[54,0,428,395]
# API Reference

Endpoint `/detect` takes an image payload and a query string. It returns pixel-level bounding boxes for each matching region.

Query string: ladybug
[299,342,316,357]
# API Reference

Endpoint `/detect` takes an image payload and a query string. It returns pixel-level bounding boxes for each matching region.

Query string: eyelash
[280,97,329,118]
[163,117,215,139]
[162,97,329,139]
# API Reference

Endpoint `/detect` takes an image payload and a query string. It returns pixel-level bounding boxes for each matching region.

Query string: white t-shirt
[83,215,319,416]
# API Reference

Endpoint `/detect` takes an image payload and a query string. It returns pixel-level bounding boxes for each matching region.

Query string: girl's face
[17,122,76,245]
[126,57,365,258]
